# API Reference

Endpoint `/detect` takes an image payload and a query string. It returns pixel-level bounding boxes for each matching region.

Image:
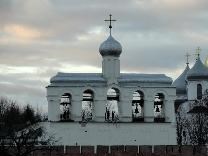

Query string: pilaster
[47,96,60,122]
[120,92,132,122]
[144,96,154,122]
[94,99,106,122]
[71,94,82,121]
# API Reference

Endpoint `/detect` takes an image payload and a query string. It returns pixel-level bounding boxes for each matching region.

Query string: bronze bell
[155,105,160,112]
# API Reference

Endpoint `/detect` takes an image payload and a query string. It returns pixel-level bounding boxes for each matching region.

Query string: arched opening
[197,84,202,100]
[132,90,144,122]
[154,93,165,122]
[81,89,93,122]
[60,93,73,121]
[105,88,119,122]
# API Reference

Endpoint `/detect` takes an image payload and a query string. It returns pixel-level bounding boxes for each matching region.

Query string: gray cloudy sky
[1,0,208,112]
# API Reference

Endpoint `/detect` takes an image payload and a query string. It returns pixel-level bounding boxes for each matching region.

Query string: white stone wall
[187,80,208,100]
[43,122,177,145]
[47,80,176,145]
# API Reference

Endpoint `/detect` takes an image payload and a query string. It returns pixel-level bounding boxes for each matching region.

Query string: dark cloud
[0,0,208,111]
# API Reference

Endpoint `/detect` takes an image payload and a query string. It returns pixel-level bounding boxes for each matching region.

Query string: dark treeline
[0,97,42,132]
[0,97,55,156]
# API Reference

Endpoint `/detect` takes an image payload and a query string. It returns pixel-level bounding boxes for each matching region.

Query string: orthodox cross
[195,47,201,58]
[104,14,116,35]
[185,53,190,65]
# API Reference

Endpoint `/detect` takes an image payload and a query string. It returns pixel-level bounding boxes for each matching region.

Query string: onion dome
[172,65,190,95]
[187,56,208,80]
[99,35,122,57]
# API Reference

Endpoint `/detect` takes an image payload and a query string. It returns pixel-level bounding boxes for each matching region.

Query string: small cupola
[100,14,121,83]
[186,47,208,80]
[187,56,208,80]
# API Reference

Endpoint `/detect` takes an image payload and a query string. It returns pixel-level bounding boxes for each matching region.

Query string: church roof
[186,56,208,80]
[99,35,122,57]
[172,65,190,95]
[50,73,106,83]
[50,72,172,84]
[118,73,172,84]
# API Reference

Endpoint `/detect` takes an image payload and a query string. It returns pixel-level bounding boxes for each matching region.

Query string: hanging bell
[134,106,139,114]
[155,106,160,112]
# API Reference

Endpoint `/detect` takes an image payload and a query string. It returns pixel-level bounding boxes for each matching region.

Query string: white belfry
[46,15,177,145]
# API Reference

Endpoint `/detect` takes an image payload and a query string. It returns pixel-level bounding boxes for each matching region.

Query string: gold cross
[104,14,116,35]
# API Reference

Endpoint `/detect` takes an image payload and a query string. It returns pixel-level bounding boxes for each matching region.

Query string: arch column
[71,94,82,121]
[47,96,60,122]
[144,97,154,122]
[164,97,176,123]
[94,99,106,122]
[120,93,132,122]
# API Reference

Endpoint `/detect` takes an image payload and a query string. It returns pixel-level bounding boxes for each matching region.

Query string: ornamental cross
[195,46,201,58]
[185,52,190,65]
[104,14,116,35]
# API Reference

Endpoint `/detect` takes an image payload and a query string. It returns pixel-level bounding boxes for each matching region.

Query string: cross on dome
[185,52,190,65]
[104,14,116,35]
[195,47,201,59]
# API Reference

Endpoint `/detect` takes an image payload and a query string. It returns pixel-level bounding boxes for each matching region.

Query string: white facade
[187,80,208,100]
[47,79,176,122]
[46,30,177,145]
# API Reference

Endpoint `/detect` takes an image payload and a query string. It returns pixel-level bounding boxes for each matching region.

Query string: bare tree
[186,96,208,145]
[176,102,189,145]
[0,97,56,156]
[176,110,183,145]
[177,94,208,145]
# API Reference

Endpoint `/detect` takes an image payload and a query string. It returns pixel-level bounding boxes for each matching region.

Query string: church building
[46,15,177,145]
[173,48,208,145]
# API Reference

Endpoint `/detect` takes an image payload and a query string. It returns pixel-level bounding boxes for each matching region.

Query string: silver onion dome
[99,35,122,57]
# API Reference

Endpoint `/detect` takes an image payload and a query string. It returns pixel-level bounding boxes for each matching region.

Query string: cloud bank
[0,0,208,112]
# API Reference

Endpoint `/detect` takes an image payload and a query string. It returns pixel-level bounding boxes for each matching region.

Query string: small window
[197,84,202,100]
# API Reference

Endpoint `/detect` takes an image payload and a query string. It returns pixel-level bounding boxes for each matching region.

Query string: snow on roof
[50,72,172,84]
[118,73,172,84]
[187,57,208,80]
[50,73,106,83]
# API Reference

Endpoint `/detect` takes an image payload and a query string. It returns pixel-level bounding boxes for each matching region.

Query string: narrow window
[197,84,202,100]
